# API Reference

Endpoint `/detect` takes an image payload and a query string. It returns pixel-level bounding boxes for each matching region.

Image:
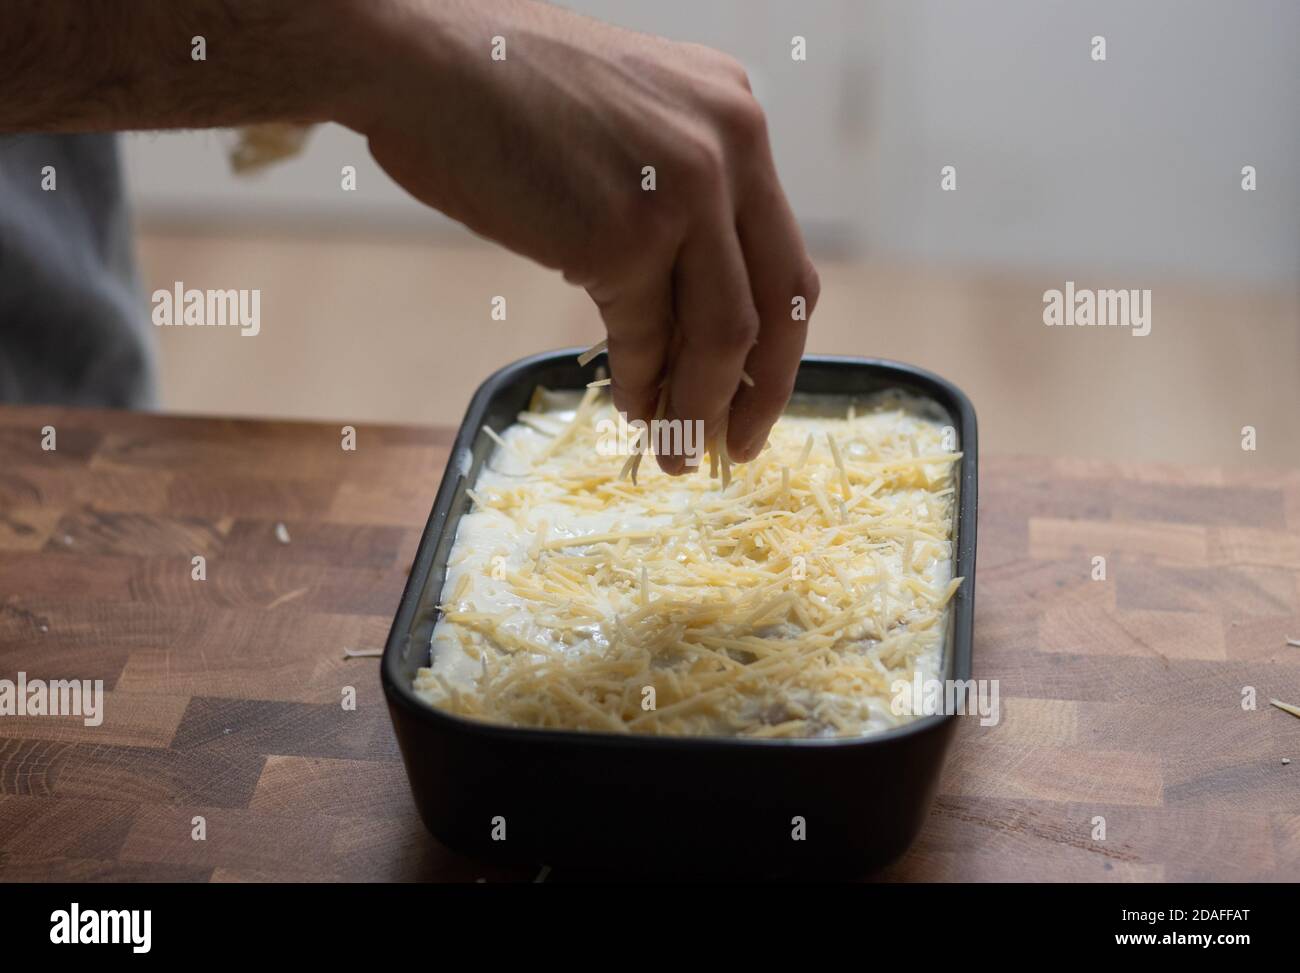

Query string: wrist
[319,0,464,135]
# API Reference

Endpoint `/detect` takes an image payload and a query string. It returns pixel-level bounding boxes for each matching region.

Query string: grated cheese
[414,387,963,738]
[576,339,607,367]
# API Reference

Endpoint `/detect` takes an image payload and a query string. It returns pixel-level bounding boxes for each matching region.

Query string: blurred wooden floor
[136,228,1298,468]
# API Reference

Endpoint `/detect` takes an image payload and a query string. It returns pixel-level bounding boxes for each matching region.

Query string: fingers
[727,175,820,462]
[593,279,673,428]
[661,216,760,474]
[583,57,811,477]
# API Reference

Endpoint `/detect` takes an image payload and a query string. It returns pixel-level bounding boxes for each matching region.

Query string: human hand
[338,0,819,472]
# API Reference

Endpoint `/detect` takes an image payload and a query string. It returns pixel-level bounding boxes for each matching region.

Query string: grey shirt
[0,133,155,407]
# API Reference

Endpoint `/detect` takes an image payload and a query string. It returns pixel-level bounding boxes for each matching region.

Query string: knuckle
[795,260,821,310]
[676,132,727,193]
[680,44,750,90]
[719,92,767,149]
[562,251,601,291]
[716,53,753,91]
[563,238,610,289]
[707,309,760,353]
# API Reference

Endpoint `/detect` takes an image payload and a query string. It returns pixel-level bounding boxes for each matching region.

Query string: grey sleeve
[0,132,156,408]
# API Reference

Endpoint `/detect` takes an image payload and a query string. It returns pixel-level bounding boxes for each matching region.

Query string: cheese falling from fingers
[414,388,963,738]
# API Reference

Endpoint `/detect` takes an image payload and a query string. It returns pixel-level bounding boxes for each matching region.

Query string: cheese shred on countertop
[414,388,963,738]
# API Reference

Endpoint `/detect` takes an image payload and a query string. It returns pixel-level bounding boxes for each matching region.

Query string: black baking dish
[382,350,978,876]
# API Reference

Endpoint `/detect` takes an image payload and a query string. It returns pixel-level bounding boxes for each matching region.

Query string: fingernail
[657,450,686,476]
[729,427,763,463]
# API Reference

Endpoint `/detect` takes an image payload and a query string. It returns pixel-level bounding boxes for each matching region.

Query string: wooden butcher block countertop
[0,404,1297,882]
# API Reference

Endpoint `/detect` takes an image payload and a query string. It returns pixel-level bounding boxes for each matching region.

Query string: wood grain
[0,404,1296,882]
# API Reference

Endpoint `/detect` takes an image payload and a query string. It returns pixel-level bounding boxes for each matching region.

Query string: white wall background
[123,0,1300,284]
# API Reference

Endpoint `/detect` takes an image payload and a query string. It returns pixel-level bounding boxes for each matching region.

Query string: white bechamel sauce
[415,390,960,738]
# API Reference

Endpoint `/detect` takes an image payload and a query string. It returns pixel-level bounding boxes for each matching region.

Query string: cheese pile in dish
[414,386,963,738]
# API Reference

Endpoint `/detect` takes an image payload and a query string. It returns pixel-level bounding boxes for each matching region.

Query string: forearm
[0,0,384,132]
[0,0,818,461]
